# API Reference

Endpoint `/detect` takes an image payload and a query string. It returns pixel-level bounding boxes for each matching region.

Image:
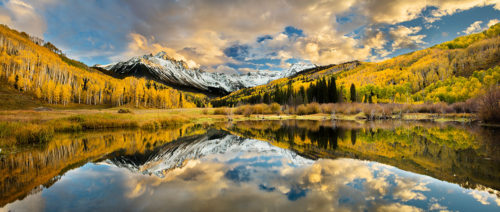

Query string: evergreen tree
[329,77,337,103]
[300,86,307,104]
[350,84,356,102]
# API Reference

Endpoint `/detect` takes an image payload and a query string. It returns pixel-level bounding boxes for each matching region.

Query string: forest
[0,24,208,109]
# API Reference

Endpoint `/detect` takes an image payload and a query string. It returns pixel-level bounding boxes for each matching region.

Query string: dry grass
[0,110,195,146]
[214,107,232,115]
[0,122,54,145]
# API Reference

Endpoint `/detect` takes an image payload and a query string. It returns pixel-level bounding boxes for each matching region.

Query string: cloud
[389,26,426,50]
[487,19,500,27]
[110,33,200,68]
[463,21,484,34]
[210,65,238,75]
[0,0,47,37]
[2,0,500,70]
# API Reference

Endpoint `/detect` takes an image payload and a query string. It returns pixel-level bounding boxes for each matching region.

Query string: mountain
[107,129,311,177]
[97,52,316,95]
[0,24,208,108]
[212,23,500,106]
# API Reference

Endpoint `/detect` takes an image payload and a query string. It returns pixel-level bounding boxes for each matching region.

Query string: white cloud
[90,0,500,67]
[487,19,500,27]
[110,33,200,68]
[389,26,426,50]
[0,0,46,38]
[463,21,484,34]
[3,0,500,70]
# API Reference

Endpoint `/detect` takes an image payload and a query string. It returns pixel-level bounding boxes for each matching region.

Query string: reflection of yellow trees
[223,120,500,191]
[0,124,206,207]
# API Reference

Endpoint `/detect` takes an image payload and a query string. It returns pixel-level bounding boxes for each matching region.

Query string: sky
[0,0,500,74]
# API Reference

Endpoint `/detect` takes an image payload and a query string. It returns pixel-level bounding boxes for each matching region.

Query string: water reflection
[221,120,500,191]
[0,120,499,211]
[0,123,208,206]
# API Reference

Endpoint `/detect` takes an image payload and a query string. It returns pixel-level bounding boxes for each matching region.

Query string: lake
[1,120,499,211]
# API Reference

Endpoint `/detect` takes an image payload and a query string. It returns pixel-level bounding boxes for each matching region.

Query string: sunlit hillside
[0,25,208,109]
[213,24,500,106]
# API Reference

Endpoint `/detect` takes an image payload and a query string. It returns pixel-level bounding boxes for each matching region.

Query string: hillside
[0,24,208,109]
[212,24,500,106]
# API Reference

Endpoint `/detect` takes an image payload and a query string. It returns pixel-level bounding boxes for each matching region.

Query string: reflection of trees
[223,120,500,192]
[0,124,205,207]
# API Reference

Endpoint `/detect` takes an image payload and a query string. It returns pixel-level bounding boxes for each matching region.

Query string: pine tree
[329,77,337,103]
[350,84,356,102]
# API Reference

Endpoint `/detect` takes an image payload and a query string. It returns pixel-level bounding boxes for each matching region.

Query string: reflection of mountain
[0,124,206,207]
[108,129,312,177]
[220,120,500,192]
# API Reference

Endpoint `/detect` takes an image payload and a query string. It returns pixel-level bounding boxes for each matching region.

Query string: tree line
[211,76,368,107]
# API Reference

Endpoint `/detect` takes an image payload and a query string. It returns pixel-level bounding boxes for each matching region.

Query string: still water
[1,120,499,211]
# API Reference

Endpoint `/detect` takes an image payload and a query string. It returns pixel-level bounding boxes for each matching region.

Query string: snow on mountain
[107,133,312,177]
[99,52,315,94]
[281,62,316,77]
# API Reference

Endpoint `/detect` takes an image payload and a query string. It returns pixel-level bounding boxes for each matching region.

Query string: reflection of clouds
[392,177,429,202]
[469,190,496,206]
[1,192,45,212]
[116,158,431,211]
[375,203,423,212]
[429,203,448,211]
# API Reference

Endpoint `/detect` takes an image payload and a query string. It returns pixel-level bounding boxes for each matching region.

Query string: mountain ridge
[97,52,316,95]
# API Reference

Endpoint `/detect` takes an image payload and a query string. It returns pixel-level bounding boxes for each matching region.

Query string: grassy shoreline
[0,107,488,147]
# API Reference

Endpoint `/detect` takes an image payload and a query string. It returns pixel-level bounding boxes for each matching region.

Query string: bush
[296,105,308,115]
[306,102,321,114]
[478,87,500,122]
[270,103,281,114]
[451,99,478,113]
[15,124,54,144]
[214,107,232,115]
[118,108,133,113]
[243,107,254,117]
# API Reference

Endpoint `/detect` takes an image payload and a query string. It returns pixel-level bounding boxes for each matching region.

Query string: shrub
[214,107,232,115]
[118,108,133,113]
[270,103,281,114]
[306,102,321,114]
[243,107,254,117]
[234,105,250,115]
[253,104,268,114]
[478,87,500,122]
[451,99,478,113]
[15,124,54,144]
[296,105,308,115]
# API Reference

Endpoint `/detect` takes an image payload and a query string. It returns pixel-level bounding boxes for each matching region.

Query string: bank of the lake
[0,107,494,147]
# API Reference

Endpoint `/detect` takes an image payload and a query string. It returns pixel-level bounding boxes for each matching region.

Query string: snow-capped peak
[281,62,316,77]
[98,53,315,94]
